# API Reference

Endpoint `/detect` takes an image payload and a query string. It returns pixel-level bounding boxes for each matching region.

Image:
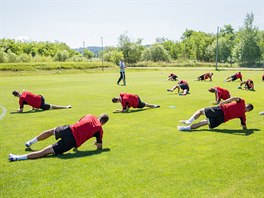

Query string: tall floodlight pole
[101,37,104,71]
[215,27,219,71]
[83,41,85,56]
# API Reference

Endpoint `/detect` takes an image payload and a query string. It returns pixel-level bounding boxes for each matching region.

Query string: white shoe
[177,126,191,131]
[67,105,72,109]
[8,154,17,162]
[25,141,31,148]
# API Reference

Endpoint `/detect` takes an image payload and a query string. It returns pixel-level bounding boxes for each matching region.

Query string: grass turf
[0,69,263,197]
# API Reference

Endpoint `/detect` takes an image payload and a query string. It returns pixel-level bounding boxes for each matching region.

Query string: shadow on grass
[55,148,111,160]
[113,108,155,114]
[192,128,260,136]
[10,109,44,114]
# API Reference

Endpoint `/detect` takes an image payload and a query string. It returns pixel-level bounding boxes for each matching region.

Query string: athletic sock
[25,137,38,147]
[186,117,195,124]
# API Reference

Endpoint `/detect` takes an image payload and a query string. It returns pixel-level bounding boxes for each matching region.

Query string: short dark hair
[208,88,215,93]
[112,97,119,103]
[99,113,109,124]
[247,103,254,111]
[12,90,19,96]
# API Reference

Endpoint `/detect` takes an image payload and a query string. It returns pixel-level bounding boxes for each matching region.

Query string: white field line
[0,105,7,120]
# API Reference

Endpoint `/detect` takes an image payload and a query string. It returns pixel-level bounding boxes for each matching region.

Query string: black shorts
[137,96,146,108]
[204,106,224,129]
[179,84,190,92]
[40,96,51,110]
[231,75,237,81]
[198,75,205,80]
[52,125,77,155]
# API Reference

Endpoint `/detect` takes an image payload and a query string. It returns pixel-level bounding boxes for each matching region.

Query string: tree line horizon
[0,12,263,67]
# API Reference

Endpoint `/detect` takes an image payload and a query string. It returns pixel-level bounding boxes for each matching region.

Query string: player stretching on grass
[112,92,160,113]
[167,79,190,96]
[238,79,255,91]
[197,72,213,81]
[9,113,109,162]
[12,90,71,112]
[208,87,231,104]
[177,97,253,131]
[224,72,243,82]
[168,73,178,81]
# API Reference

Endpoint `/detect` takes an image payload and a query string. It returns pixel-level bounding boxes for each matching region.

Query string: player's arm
[94,132,103,150]
[219,97,241,105]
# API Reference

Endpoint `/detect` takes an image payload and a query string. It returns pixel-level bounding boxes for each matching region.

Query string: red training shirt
[120,93,139,110]
[178,80,188,86]
[235,72,242,80]
[19,91,42,109]
[70,114,103,148]
[215,87,230,101]
[219,99,246,126]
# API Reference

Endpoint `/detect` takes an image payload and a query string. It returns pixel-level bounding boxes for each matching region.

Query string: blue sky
[0,0,263,48]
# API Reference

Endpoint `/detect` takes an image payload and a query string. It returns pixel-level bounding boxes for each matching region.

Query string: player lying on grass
[238,79,255,91]
[112,92,160,113]
[9,113,109,162]
[197,72,213,81]
[12,90,71,112]
[224,72,242,82]
[167,79,190,96]
[177,97,253,131]
[208,86,231,104]
[168,73,178,81]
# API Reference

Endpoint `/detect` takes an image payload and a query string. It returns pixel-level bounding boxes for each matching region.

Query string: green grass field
[0,69,263,197]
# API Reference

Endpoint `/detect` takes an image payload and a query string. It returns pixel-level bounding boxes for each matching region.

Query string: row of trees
[111,13,263,66]
[0,13,263,66]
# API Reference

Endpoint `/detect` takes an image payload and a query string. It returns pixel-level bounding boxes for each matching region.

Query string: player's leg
[50,104,71,109]
[167,85,179,92]
[178,119,209,131]
[180,108,205,125]
[25,128,56,147]
[9,145,54,161]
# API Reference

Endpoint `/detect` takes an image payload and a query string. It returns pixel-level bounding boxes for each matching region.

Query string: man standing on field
[12,90,71,112]
[177,97,253,131]
[117,58,127,86]
[112,92,160,113]
[9,113,109,162]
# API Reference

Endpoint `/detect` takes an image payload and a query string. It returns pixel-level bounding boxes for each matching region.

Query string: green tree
[83,49,94,59]
[141,44,171,62]
[103,47,124,65]
[233,12,261,66]
[118,34,144,64]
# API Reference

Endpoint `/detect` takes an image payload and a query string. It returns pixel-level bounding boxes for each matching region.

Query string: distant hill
[74,46,102,57]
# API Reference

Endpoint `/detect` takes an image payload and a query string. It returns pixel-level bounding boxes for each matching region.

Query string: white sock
[26,137,38,146]
[187,116,195,124]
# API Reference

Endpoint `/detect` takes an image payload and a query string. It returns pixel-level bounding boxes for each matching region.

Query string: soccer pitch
[1,69,263,197]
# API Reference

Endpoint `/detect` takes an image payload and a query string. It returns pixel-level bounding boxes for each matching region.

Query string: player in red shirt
[208,87,231,104]
[8,114,109,162]
[12,90,71,112]
[167,79,190,96]
[239,79,254,91]
[112,92,160,113]
[177,97,253,131]
[225,72,243,82]
[197,72,213,81]
[168,73,178,81]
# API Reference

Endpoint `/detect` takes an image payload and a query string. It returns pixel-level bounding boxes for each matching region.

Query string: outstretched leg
[145,103,160,108]
[167,85,179,92]
[179,108,205,125]
[25,128,55,147]
[178,119,209,131]
[9,145,54,161]
[50,104,71,109]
